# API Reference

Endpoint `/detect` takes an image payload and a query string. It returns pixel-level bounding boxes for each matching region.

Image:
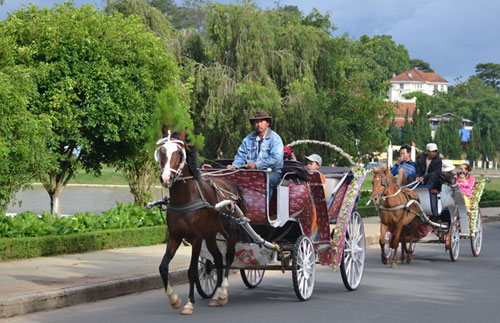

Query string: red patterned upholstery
[202,169,315,229]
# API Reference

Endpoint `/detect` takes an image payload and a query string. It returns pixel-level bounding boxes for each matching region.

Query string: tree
[357,35,410,88]
[149,0,206,30]
[0,67,51,211]
[408,58,434,72]
[1,3,179,214]
[106,0,172,39]
[475,62,500,90]
[434,119,462,159]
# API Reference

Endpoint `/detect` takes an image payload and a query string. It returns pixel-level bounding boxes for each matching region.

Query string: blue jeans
[268,171,281,203]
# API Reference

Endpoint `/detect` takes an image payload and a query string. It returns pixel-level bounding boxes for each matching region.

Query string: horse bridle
[155,132,187,186]
[371,172,389,203]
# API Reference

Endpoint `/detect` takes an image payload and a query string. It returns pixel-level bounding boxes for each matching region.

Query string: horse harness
[373,173,421,217]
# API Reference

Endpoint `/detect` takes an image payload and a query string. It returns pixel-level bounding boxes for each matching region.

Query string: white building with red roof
[388,68,449,102]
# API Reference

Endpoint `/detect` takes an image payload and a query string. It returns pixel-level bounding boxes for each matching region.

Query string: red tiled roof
[389,69,448,83]
[391,102,416,118]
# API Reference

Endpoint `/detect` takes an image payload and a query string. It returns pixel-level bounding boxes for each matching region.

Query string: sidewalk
[1,211,498,318]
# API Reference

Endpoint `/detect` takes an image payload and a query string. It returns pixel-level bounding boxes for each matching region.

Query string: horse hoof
[391,262,399,269]
[181,307,193,315]
[217,297,228,306]
[208,297,228,307]
[208,299,220,307]
[406,258,412,264]
[171,296,181,309]
[381,258,388,265]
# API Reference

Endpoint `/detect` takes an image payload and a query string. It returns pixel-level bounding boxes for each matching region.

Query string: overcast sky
[1,0,499,84]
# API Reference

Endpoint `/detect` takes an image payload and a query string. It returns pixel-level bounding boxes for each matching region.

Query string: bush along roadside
[0,203,164,238]
[0,203,168,260]
[0,226,168,260]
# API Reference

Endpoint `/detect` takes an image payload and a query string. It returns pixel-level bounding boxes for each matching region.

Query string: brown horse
[155,128,246,315]
[370,167,420,268]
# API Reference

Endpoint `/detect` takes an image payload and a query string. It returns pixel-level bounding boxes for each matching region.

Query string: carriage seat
[414,185,441,217]
[282,160,308,183]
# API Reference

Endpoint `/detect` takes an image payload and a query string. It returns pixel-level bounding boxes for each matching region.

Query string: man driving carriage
[414,143,442,191]
[227,111,284,199]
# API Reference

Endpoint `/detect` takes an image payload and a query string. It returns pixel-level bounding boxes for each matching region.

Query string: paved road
[6,222,499,323]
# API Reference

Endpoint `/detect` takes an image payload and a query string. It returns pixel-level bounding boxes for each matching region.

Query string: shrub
[0,203,165,238]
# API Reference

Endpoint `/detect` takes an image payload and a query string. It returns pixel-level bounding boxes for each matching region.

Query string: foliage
[475,62,500,90]
[480,189,500,201]
[0,3,179,213]
[434,118,462,159]
[149,0,206,30]
[357,35,410,89]
[0,226,167,260]
[409,58,434,72]
[106,0,172,39]
[0,203,164,238]
[0,66,51,210]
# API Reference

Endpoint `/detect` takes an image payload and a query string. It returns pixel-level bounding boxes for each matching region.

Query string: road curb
[0,268,188,319]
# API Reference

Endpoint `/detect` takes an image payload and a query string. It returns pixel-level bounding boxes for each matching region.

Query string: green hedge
[479,200,500,208]
[0,225,168,260]
[356,205,377,218]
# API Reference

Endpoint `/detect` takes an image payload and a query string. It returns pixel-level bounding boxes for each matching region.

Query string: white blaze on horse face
[160,141,186,186]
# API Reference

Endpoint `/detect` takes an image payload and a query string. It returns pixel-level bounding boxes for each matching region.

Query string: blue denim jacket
[232,128,284,173]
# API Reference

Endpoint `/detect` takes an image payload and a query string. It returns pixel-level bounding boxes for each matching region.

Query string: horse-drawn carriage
[196,162,366,301]
[372,167,485,265]
[148,130,367,314]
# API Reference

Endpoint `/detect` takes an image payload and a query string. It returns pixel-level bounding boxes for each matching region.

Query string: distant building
[388,68,449,102]
[428,112,473,138]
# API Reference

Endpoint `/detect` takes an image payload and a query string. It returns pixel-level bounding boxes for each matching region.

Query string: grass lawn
[69,166,129,185]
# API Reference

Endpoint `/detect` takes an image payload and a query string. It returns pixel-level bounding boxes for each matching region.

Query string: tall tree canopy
[0,3,179,214]
[475,62,500,90]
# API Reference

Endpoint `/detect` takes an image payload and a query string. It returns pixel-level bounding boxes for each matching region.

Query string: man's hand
[416,176,423,182]
[244,162,257,169]
[227,165,237,169]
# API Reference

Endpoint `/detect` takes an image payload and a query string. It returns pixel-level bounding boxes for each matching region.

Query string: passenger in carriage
[456,163,475,208]
[390,144,416,187]
[284,145,297,161]
[305,154,326,240]
[440,159,456,185]
[227,111,284,199]
[305,154,326,188]
[415,143,442,191]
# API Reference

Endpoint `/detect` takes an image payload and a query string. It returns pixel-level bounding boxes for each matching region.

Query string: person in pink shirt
[455,163,475,208]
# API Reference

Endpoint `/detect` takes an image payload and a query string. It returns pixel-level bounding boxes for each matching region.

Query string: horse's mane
[170,131,200,180]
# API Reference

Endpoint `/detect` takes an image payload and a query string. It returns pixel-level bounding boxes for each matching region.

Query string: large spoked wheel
[449,217,460,262]
[292,235,316,301]
[240,269,265,288]
[195,256,219,298]
[340,211,366,291]
[470,209,483,257]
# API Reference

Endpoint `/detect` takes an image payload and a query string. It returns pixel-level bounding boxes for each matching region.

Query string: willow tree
[1,3,179,214]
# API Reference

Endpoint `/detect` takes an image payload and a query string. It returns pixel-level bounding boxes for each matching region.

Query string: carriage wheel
[470,209,483,257]
[292,235,316,301]
[340,211,366,291]
[384,231,394,261]
[240,269,265,288]
[195,256,219,298]
[449,218,460,262]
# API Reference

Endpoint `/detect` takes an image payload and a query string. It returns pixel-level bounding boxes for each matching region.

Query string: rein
[372,173,420,215]
[155,136,241,215]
